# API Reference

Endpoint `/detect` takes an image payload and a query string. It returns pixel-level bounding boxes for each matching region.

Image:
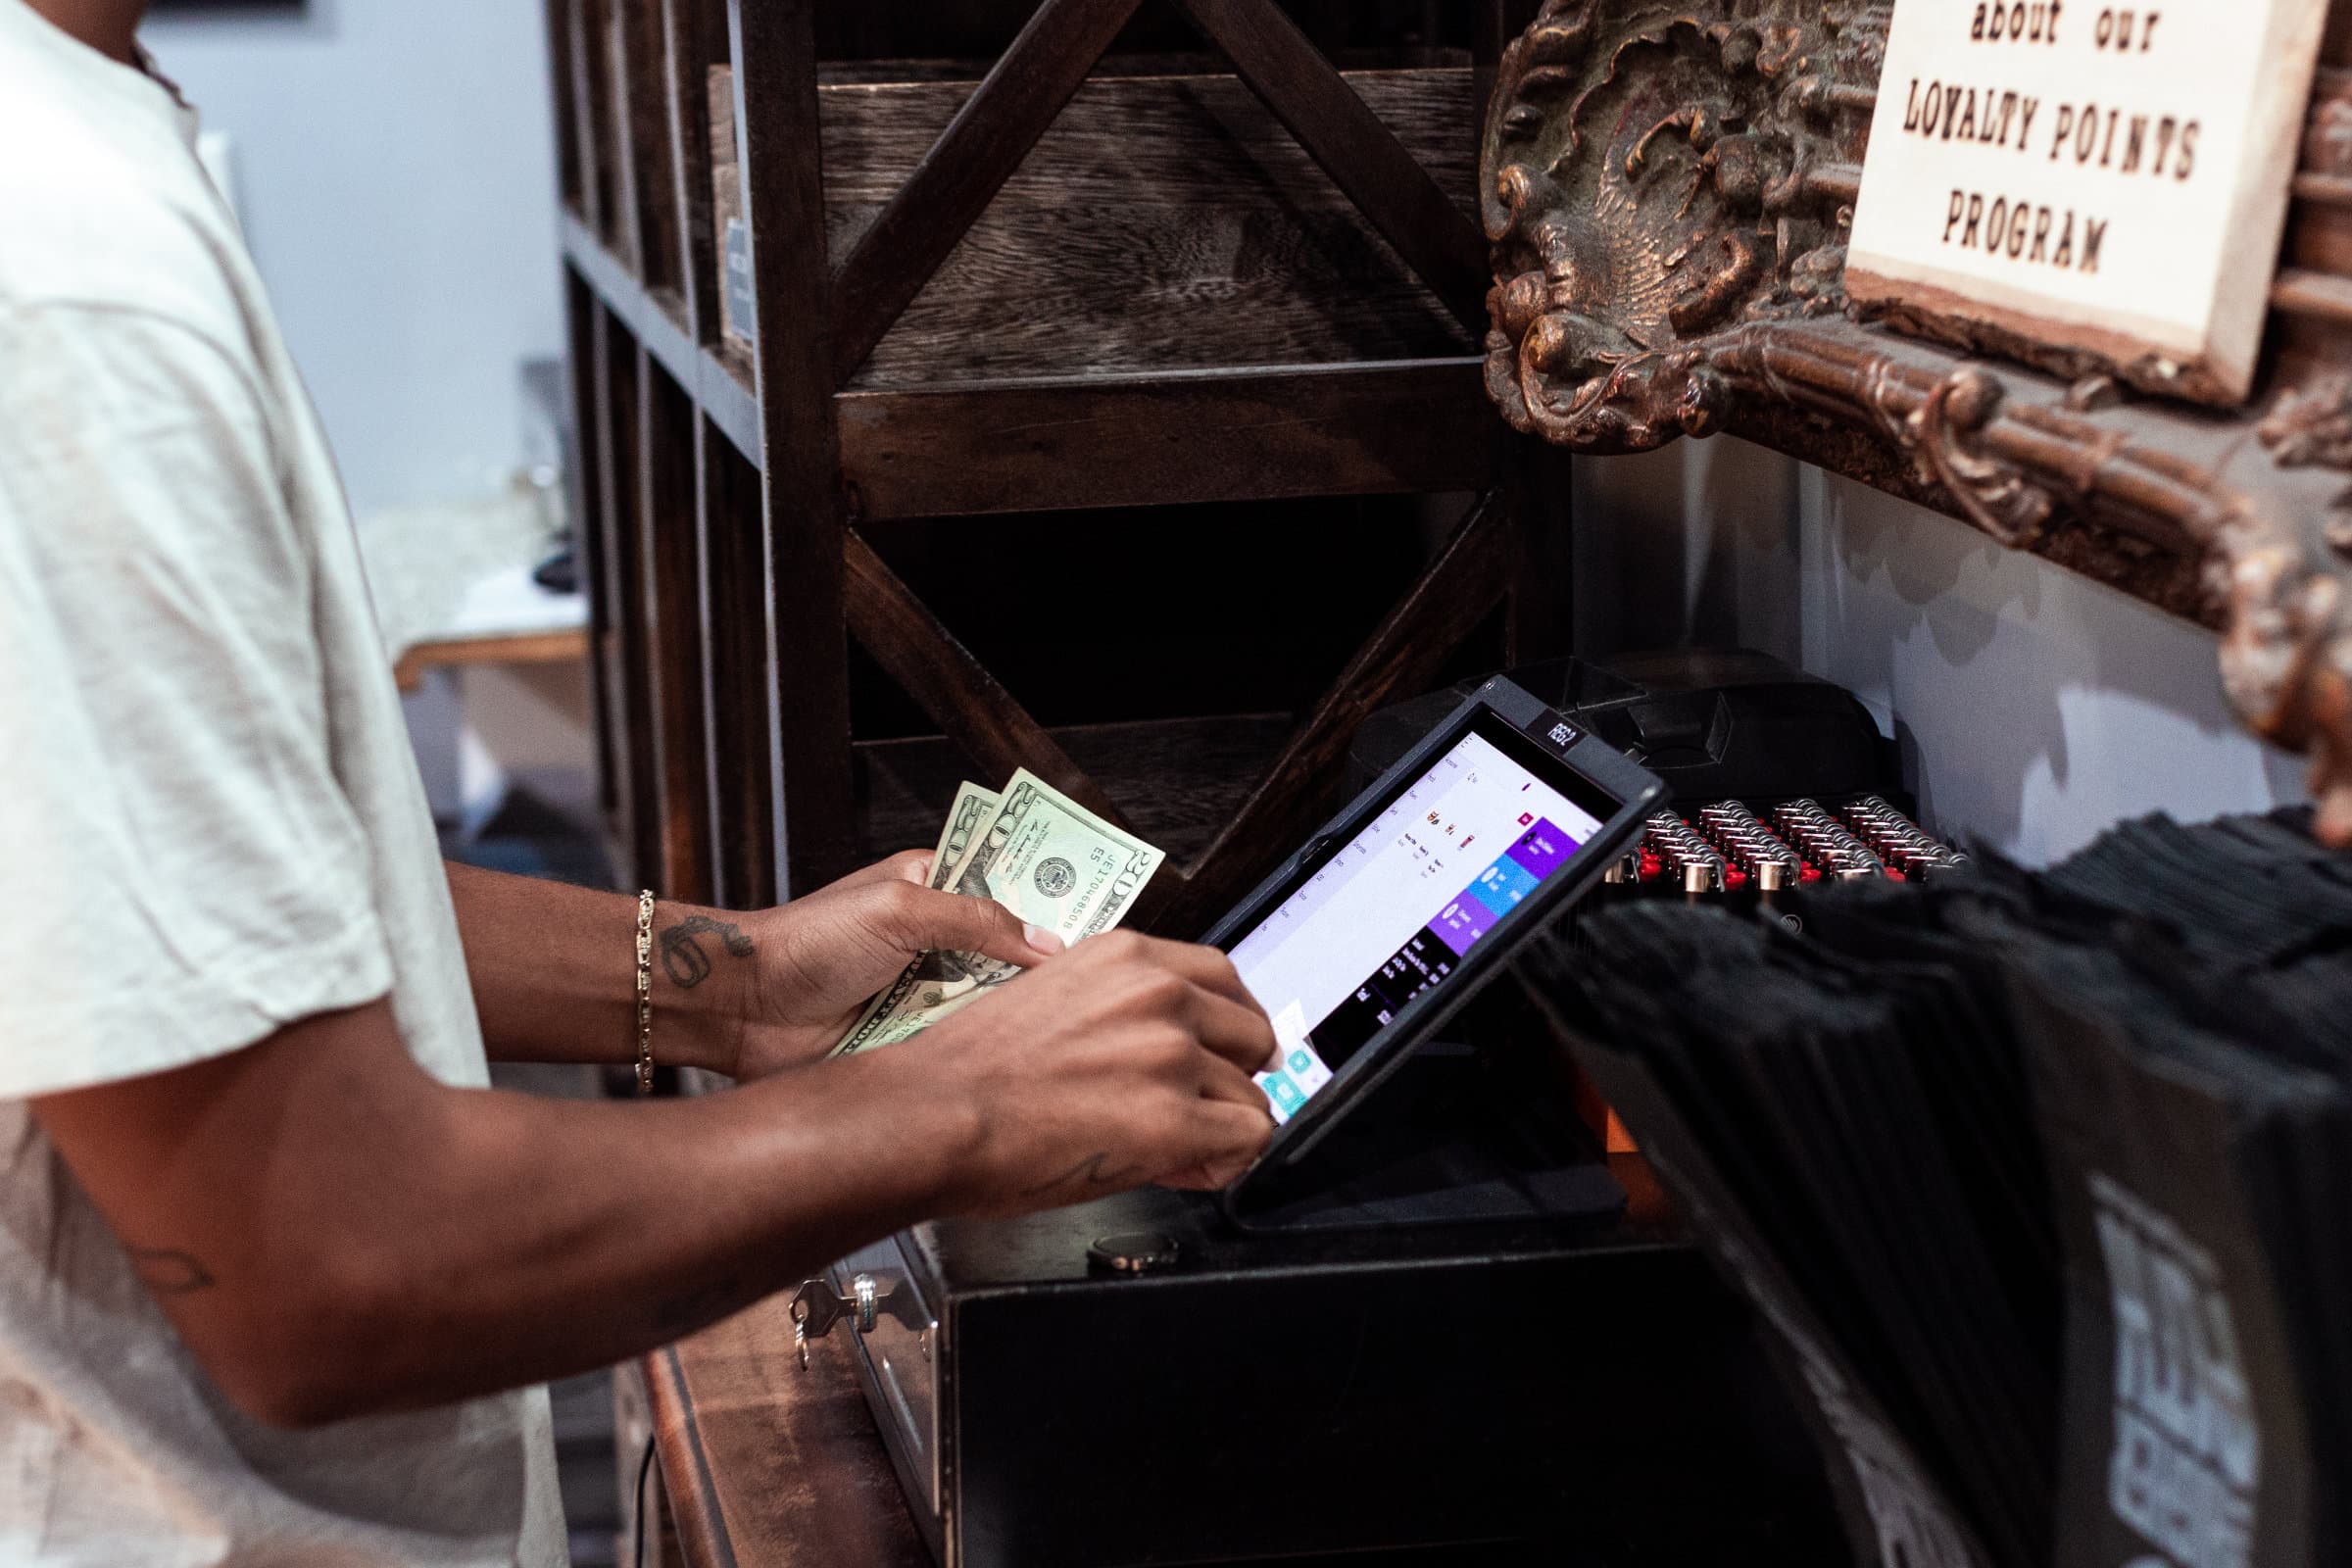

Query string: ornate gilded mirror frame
[1480,1,2352,839]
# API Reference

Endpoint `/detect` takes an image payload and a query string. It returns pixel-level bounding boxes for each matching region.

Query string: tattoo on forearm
[659,915,756,990]
[125,1245,216,1296]
[650,1273,758,1335]
[1018,1152,1146,1200]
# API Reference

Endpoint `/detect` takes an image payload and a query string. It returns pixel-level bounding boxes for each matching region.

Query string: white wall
[1574,438,2309,865]
[142,0,565,516]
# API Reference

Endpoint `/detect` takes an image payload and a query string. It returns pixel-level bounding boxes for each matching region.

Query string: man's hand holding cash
[712,771,1279,1208]
[833,770,1169,1056]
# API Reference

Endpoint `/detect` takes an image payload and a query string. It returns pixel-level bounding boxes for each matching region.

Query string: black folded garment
[2033,808,2352,1568]
[1525,900,2057,1568]
[1524,809,2352,1568]
[1529,917,2005,1568]
[2005,937,2335,1568]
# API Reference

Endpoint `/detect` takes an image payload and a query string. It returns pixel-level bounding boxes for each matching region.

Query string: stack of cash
[830,770,1165,1055]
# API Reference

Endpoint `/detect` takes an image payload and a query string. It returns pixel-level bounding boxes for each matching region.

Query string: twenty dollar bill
[831,771,1163,1055]
[830,782,1001,1055]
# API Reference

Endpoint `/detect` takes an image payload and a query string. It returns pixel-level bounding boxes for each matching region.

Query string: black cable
[631,1432,658,1568]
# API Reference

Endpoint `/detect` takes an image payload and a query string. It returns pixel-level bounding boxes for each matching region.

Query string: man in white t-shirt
[0,2,1279,1562]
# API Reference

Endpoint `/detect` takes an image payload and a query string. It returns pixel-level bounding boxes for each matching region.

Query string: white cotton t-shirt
[0,5,565,1563]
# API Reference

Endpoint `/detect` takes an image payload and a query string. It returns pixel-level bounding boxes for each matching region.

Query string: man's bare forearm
[446,862,750,1075]
[37,1004,989,1426]
[35,934,1278,1429]
[340,1049,978,1417]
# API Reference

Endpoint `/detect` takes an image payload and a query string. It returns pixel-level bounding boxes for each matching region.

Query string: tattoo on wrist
[659,914,756,990]
[125,1245,216,1296]
[1019,1152,1145,1200]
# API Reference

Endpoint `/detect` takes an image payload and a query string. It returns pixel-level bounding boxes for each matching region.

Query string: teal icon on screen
[1472,855,1541,916]
[1265,1073,1306,1113]
[1289,1049,1314,1075]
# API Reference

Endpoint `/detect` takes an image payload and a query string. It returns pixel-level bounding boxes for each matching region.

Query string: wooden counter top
[644,1295,927,1568]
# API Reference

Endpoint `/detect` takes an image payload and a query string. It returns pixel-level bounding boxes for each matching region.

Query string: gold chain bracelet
[634,889,657,1096]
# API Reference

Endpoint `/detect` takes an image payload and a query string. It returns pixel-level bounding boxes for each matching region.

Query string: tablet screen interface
[1230,715,1616,1123]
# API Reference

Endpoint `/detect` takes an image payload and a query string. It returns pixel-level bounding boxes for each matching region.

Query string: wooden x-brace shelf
[553,0,1552,918]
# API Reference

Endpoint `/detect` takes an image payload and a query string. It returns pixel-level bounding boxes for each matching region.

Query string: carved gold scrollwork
[2217,537,2352,841]
[1482,1,1881,451]
[1904,368,2052,549]
[2260,375,2352,472]
[2302,68,2352,178]
[2257,379,2352,564]
[1481,0,2352,842]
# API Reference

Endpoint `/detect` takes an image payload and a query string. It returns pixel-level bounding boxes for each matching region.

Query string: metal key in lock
[790,1273,917,1370]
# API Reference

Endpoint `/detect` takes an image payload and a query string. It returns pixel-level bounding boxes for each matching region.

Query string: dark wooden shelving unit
[547,0,1557,926]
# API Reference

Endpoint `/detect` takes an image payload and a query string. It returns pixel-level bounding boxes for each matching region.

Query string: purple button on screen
[1431,897,1495,956]
[1506,818,1580,881]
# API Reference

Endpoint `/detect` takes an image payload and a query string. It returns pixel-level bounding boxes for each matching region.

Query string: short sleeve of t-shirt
[0,302,393,1098]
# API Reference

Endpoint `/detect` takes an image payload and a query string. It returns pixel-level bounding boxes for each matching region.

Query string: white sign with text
[1845,0,2329,404]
